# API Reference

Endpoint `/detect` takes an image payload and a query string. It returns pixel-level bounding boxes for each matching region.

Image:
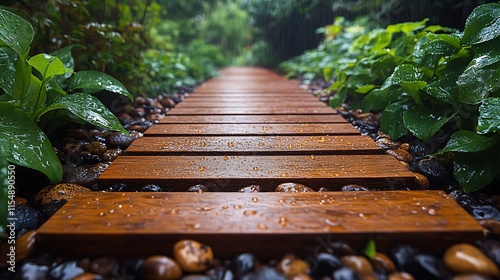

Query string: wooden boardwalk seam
[37,67,482,259]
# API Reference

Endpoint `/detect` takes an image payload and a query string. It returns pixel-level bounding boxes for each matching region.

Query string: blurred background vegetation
[1,0,495,97]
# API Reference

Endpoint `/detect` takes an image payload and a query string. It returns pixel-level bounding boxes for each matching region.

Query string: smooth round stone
[340,184,368,192]
[275,182,314,193]
[35,183,90,206]
[372,252,395,273]
[444,243,500,277]
[14,205,41,234]
[83,141,108,156]
[388,271,415,280]
[389,244,419,271]
[376,137,397,151]
[411,254,452,280]
[333,267,358,280]
[417,158,450,184]
[414,172,430,189]
[453,273,495,280]
[14,196,28,206]
[238,185,261,193]
[386,149,413,163]
[141,255,182,280]
[102,148,123,162]
[181,275,211,280]
[108,132,135,148]
[470,205,500,220]
[318,187,331,192]
[49,261,85,280]
[17,230,37,261]
[229,253,256,278]
[240,266,287,280]
[187,185,210,193]
[476,239,500,267]
[276,254,310,278]
[479,219,500,236]
[173,240,214,273]
[21,263,50,280]
[399,143,411,151]
[291,273,313,280]
[341,255,374,278]
[309,252,341,278]
[71,272,104,280]
[89,257,119,276]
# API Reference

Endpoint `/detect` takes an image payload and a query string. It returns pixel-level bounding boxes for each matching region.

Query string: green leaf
[0,9,34,55]
[0,102,62,183]
[69,70,133,101]
[458,61,500,104]
[454,148,499,193]
[329,87,348,108]
[380,102,410,139]
[478,97,500,134]
[426,75,459,105]
[425,34,461,56]
[28,53,70,81]
[461,3,500,46]
[363,88,401,111]
[363,240,376,260]
[0,47,16,94]
[355,84,375,94]
[50,45,76,72]
[12,53,31,101]
[41,93,128,134]
[0,155,7,235]
[434,130,494,155]
[403,106,456,140]
[381,64,424,92]
[386,19,428,35]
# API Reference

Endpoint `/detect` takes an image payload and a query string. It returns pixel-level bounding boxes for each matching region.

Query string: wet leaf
[0,155,7,235]
[0,9,34,55]
[454,148,499,193]
[461,3,500,46]
[478,97,500,134]
[69,70,133,101]
[363,88,401,111]
[0,47,16,95]
[380,102,409,139]
[458,61,500,104]
[403,106,456,140]
[434,130,494,155]
[41,93,128,134]
[381,64,425,95]
[29,53,70,82]
[0,102,62,183]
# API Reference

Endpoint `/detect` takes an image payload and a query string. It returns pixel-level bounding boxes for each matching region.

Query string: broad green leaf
[458,61,500,104]
[69,70,133,101]
[329,87,348,108]
[426,75,459,105]
[0,155,7,235]
[380,64,424,91]
[386,19,428,35]
[363,88,401,111]
[471,38,500,69]
[425,34,461,56]
[0,9,34,55]
[41,93,128,134]
[403,106,457,140]
[478,97,500,134]
[12,53,31,101]
[28,53,70,81]
[363,240,376,260]
[50,45,76,72]
[454,148,499,193]
[0,47,16,94]
[0,102,62,183]
[380,102,410,139]
[461,3,500,46]
[434,130,494,155]
[355,84,375,94]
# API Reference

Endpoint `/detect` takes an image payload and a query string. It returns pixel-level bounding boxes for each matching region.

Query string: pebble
[476,239,500,267]
[276,254,310,278]
[417,158,450,184]
[385,149,413,163]
[275,182,314,192]
[173,239,214,273]
[470,205,500,220]
[102,148,123,162]
[340,255,374,278]
[389,244,419,271]
[161,98,177,108]
[14,205,41,236]
[414,172,430,189]
[141,255,183,280]
[341,184,369,191]
[83,141,108,155]
[229,253,256,278]
[63,162,110,187]
[292,273,313,280]
[140,184,167,192]
[376,137,397,150]
[20,262,50,280]
[181,275,211,280]
[372,252,395,273]
[410,254,452,280]
[107,132,135,148]
[240,266,287,280]
[310,252,342,278]
[444,243,500,277]
[187,184,210,193]
[14,196,28,206]
[16,230,37,261]
[333,267,358,280]
[35,183,90,206]
[71,272,104,280]
[49,261,85,280]
[318,187,331,192]
[388,272,415,280]
[453,273,495,280]
[238,185,261,193]
[89,257,119,276]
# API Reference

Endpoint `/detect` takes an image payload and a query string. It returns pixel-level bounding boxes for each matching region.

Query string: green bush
[280,3,500,192]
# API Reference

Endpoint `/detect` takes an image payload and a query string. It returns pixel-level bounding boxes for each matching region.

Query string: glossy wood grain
[167,106,336,115]
[158,115,345,124]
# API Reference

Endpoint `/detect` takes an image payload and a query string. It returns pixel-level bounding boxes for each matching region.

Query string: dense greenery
[280,3,500,193]
[0,9,132,234]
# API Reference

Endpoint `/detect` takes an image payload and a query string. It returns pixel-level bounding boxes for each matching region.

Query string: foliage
[0,9,131,184]
[280,3,500,192]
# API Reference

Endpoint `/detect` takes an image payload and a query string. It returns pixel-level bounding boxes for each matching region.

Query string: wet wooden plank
[175,101,327,108]
[126,135,382,155]
[145,123,359,136]
[97,154,416,190]
[37,191,482,259]
[158,115,346,124]
[167,107,336,115]
[184,95,321,101]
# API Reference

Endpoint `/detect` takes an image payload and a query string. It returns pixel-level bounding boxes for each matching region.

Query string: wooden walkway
[37,67,482,259]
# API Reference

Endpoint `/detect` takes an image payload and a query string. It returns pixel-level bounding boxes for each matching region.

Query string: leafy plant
[0,9,132,185]
[280,3,500,192]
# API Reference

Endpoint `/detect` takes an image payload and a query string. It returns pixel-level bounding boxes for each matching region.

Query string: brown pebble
[128,124,148,133]
[238,185,261,193]
[376,137,397,150]
[372,252,395,273]
[84,141,107,156]
[35,183,90,206]
[385,149,413,163]
[479,220,500,236]
[341,255,374,278]
[89,257,118,276]
[276,254,310,278]
[414,172,430,189]
[399,143,411,151]
[14,196,28,206]
[275,182,314,193]
[71,272,103,280]
[161,98,177,108]
[318,187,330,192]
[173,240,213,273]
[388,272,415,280]
[444,243,500,277]
[102,148,123,162]
[141,255,182,280]
[292,273,313,280]
[16,230,37,261]
[453,273,495,280]
[187,185,209,193]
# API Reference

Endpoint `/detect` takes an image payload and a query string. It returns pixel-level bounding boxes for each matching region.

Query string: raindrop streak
[222,205,229,210]
[198,207,212,212]
[233,205,242,209]
[243,210,257,216]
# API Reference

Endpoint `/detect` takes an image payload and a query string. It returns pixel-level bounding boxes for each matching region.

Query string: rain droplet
[109,209,114,214]
[223,155,229,161]
[278,217,288,227]
[99,212,106,217]
[258,142,265,146]
[222,205,229,209]
[325,218,340,226]
[257,223,268,230]
[243,210,257,216]
[66,215,72,219]
[227,142,234,147]
[310,155,315,160]
[252,197,259,202]
[428,209,436,215]
[199,166,206,172]
[233,205,242,209]
[253,167,258,171]
[198,207,212,211]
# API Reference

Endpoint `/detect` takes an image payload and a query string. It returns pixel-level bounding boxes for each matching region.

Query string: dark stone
[309,252,342,278]
[470,205,500,220]
[49,261,85,280]
[229,253,256,278]
[417,158,451,185]
[14,205,40,236]
[40,201,66,221]
[341,184,369,192]
[104,183,128,192]
[140,184,167,192]
[83,141,108,156]
[389,244,419,272]
[21,262,49,280]
[449,190,476,207]
[476,239,500,267]
[206,267,234,280]
[187,185,210,193]
[240,266,286,280]
[407,254,452,280]
[333,267,359,280]
[120,257,144,279]
[90,257,119,276]
[63,163,109,187]
[329,241,356,256]
[107,132,134,148]
[80,151,102,164]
